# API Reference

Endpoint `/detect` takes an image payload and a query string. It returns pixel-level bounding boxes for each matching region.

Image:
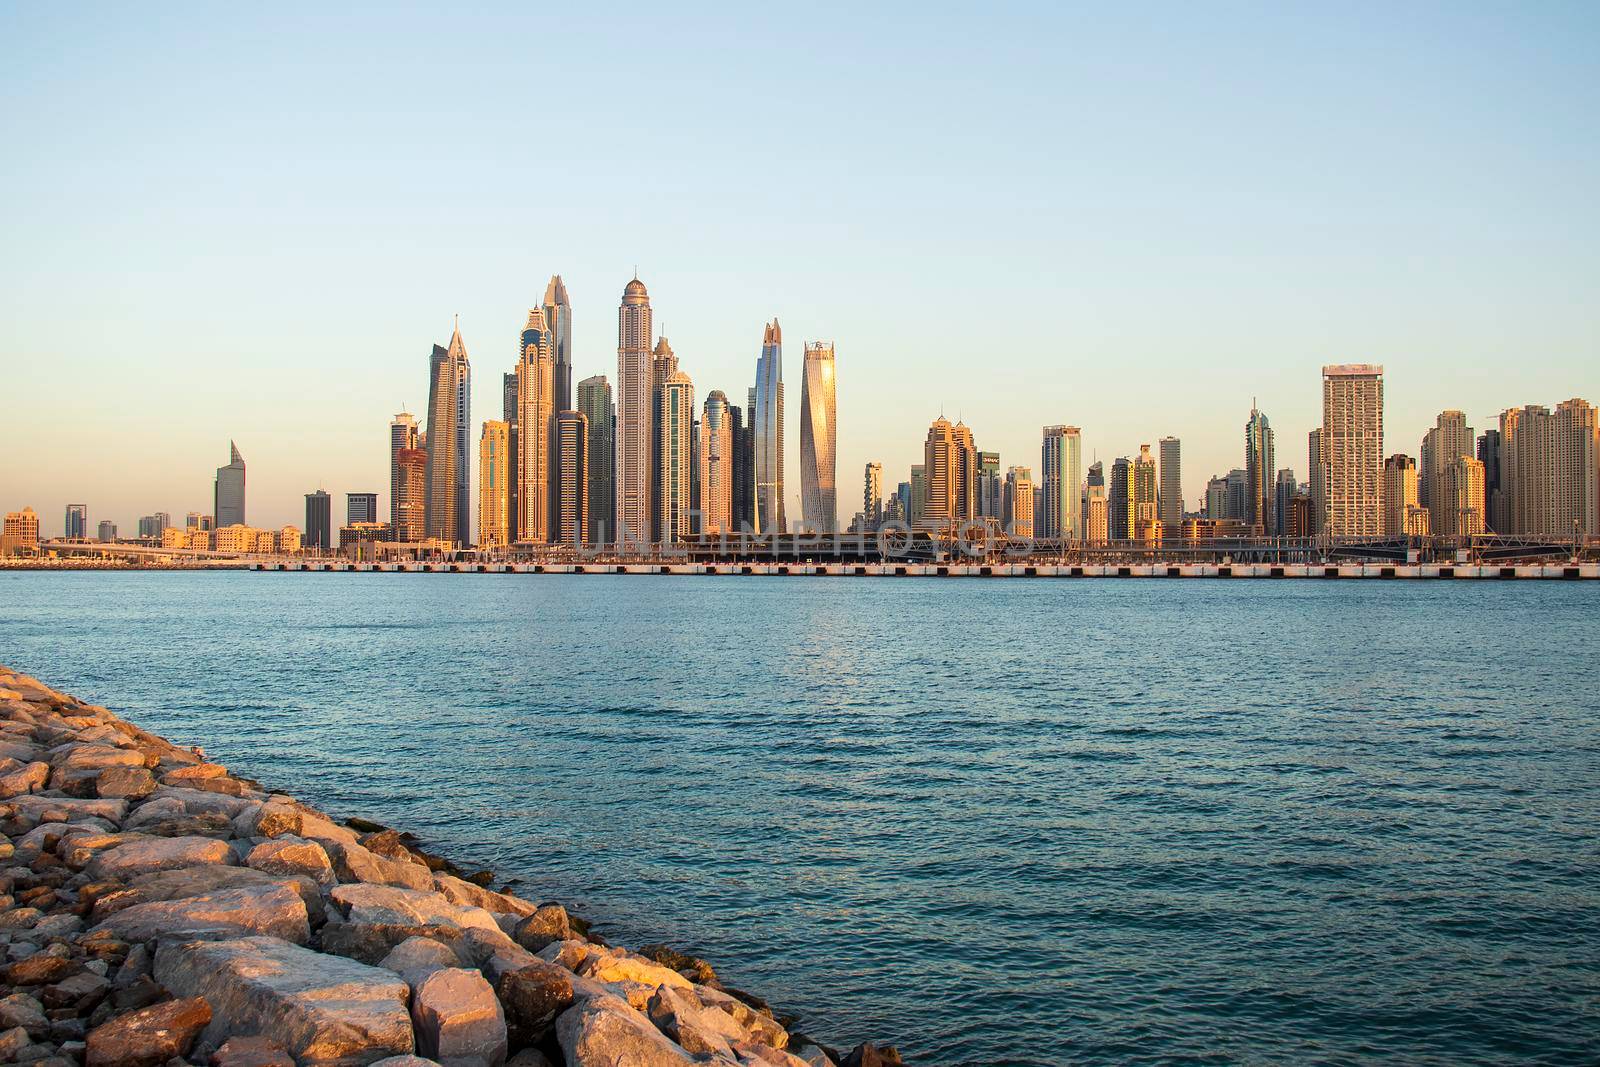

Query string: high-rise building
[395,447,427,542]
[1132,445,1159,531]
[656,370,695,543]
[1085,485,1109,544]
[648,336,680,541]
[542,276,572,416]
[517,309,556,544]
[214,441,246,528]
[699,391,734,535]
[975,452,1002,525]
[1286,493,1315,538]
[503,372,519,541]
[1109,458,1131,540]
[425,323,471,545]
[1039,426,1083,541]
[1244,406,1274,534]
[304,490,331,551]
[1498,399,1599,538]
[616,277,654,545]
[137,515,162,540]
[1205,476,1229,521]
[1158,436,1182,530]
[1442,454,1487,537]
[895,481,913,525]
[347,493,378,526]
[1308,429,1324,536]
[64,504,87,540]
[863,462,883,527]
[1274,470,1297,537]
[1382,455,1418,537]
[1319,365,1384,539]
[1421,410,1474,535]
[730,403,754,532]
[753,320,785,534]
[97,520,117,542]
[799,341,837,533]
[2,508,40,554]
[920,417,978,532]
[1003,466,1034,538]
[555,410,589,545]
[478,420,510,548]
[577,376,615,545]
[389,412,417,533]
[1478,429,1504,533]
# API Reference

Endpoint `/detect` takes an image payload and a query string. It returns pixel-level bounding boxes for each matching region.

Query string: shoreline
[0,665,900,1067]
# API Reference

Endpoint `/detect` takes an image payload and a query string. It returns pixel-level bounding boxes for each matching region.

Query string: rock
[30,912,84,938]
[0,993,48,1034]
[510,905,570,953]
[297,811,362,851]
[9,795,127,826]
[647,985,747,1058]
[245,837,334,885]
[161,763,228,784]
[695,986,789,1049]
[411,967,506,1067]
[639,944,719,986]
[735,1042,817,1066]
[232,801,301,839]
[321,920,468,965]
[791,1042,837,1067]
[379,937,464,984]
[0,763,50,798]
[147,785,252,819]
[84,996,212,1067]
[95,766,158,799]
[40,971,109,1011]
[838,1044,903,1067]
[495,960,574,1048]
[1,955,78,985]
[359,830,420,864]
[369,1059,444,1067]
[93,883,310,944]
[126,864,325,925]
[432,875,534,919]
[113,944,151,987]
[576,952,694,993]
[155,936,414,1065]
[48,744,147,791]
[329,884,510,941]
[60,831,152,870]
[210,1034,296,1066]
[0,1026,29,1061]
[556,997,698,1066]
[85,835,234,880]
[327,841,436,892]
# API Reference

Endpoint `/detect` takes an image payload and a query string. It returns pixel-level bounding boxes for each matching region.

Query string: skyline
[4,5,1598,530]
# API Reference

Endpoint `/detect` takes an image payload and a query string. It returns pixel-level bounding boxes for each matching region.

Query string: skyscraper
[425,323,471,545]
[64,504,87,540]
[1159,436,1183,531]
[555,410,589,545]
[577,376,615,545]
[389,412,417,533]
[543,276,573,416]
[1205,476,1229,521]
[920,417,977,532]
[479,420,510,548]
[1040,426,1083,541]
[657,370,695,543]
[502,372,519,541]
[616,277,653,545]
[649,337,680,542]
[215,442,246,528]
[909,464,927,528]
[97,520,117,542]
[1382,454,1418,537]
[1274,470,1297,537]
[1498,399,1599,538]
[1085,484,1109,544]
[1244,405,1274,534]
[1442,454,1487,537]
[1308,429,1324,536]
[753,320,785,533]
[347,493,378,525]
[1132,445,1159,534]
[1003,466,1035,539]
[304,490,331,551]
[700,391,734,535]
[517,309,556,544]
[1421,410,1473,536]
[1477,429,1504,533]
[863,462,883,527]
[976,452,1002,524]
[395,448,427,542]
[798,341,837,533]
[1320,365,1384,539]
[1109,458,1131,540]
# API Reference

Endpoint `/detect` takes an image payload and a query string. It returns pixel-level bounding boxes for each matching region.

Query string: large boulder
[247,837,336,885]
[510,905,570,953]
[96,765,158,799]
[84,995,211,1067]
[433,875,535,919]
[154,936,415,1065]
[329,884,509,941]
[647,985,748,1058]
[232,799,303,839]
[327,841,436,892]
[380,937,465,985]
[0,762,49,798]
[85,834,234,879]
[8,794,127,826]
[576,952,694,993]
[93,882,311,944]
[495,961,574,1049]
[49,743,147,790]
[410,967,507,1067]
[556,997,699,1066]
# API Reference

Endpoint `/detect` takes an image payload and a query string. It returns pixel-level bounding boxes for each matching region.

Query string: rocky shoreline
[0,666,903,1067]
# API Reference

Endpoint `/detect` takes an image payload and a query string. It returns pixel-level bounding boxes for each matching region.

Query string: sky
[3,2,1597,535]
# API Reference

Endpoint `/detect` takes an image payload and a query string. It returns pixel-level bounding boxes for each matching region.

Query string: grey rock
[85,835,234,880]
[92,883,310,944]
[556,997,698,1067]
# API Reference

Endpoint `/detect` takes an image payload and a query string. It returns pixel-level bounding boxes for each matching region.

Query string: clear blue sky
[3,3,1596,534]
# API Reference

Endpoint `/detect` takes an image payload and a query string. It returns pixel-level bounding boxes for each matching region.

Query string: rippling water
[2,572,1597,1064]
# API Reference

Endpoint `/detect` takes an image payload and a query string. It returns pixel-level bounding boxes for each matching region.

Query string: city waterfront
[3,571,1596,1064]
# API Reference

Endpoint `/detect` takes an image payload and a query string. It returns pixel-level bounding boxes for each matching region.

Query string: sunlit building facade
[799,341,837,533]
[753,320,785,533]
[1319,365,1384,539]
[479,419,510,547]
[1040,426,1082,541]
[616,278,654,545]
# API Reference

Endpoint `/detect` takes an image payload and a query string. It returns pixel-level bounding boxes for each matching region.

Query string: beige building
[699,391,733,535]
[1421,410,1474,535]
[1441,454,1486,537]
[920,417,978,532]
[1085,484,1109,545]
[276,525,303,554]
[556,410,589,545]
[479,419,510,548]
[1498,399,1599,539]
[1382,454,1418,537]
[656,370,695,543]
[2,508,39,556]
[1320,365,1384,538]
[518,310,556,544]
[395,447,427,543]
[1132,444,1159,530]
[1003,466,1034,539]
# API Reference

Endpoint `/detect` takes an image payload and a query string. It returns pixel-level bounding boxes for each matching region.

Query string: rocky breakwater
[0,666,904,1067]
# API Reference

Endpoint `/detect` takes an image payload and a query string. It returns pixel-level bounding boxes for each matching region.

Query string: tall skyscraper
[1274,470,1297,537]
[753,320,785,533]
[304,490,331,551]
[1442,454,1487,537]
[1003,466,1035,538]
[700,391,734,535]
[799,341,837,533]
[425,323,471,545]
[389,412,418,533]
[502,372,519,541]
[1477,429,1504,533]
[649,336,680,542]
[920,417,978,532]
[863,462,883,527]
[395,448,427,542]
[976,452,1002,524]
[1382,454,1418,537]
[543,275,573,415]
[615,277,653,545]
[1308,429,1325,536]
[347,493,378,525]
[555,410,589,545]
[1244,405,1274,534]
[1040,426,1083,541]
[64,504,87,540]
[1108,458,1132,540]
[1085,484,1109,544]
[1498,399,1599,538]
[1205,476,1229,521]
[1421,410,1474,536]
[1225,469,1248,522]
[1159,436,1183,531]
[656,370,695,543]
[909,464,927,527]
[577,376,614,545]
[478,420,510,547]
[517,309,556,544]
[730,403,754,532]
[215,441,246,528]
[1320,365,1384,539]
[1132,445,1159,533]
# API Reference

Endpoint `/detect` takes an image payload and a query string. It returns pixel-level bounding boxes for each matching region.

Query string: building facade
[700,391,734,535]
[555,410,589,545]
[517,309,556,544]
[1109,458,1131,541]
[424,323,471,545]
[656,371,695,543]
[1159,436,1182,530]
[1441,454,1487,537]
[347,493,378,526]
[395,447,427,542]
[753,320,785,533]
[1382,454,1418,537]
[863,462,883,528]
[304,490,331,551]
[577,375,614,545]
[799,341,837,533]
[478,419,510,548]
[1003,466,1034,539]
[1132,445,1159,531]
[389,412,417,533]
[1320,365,1384,539]
[1498,399,1599,538]
[215,441,246,528]
[1244,407,1274,534]
[1040,426,1083,541]
[616,278,653,545]
[1421,410,1474,536]
[920,417,977,532]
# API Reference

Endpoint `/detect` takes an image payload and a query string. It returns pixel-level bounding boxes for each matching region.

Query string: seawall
[0,666,900,1067]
